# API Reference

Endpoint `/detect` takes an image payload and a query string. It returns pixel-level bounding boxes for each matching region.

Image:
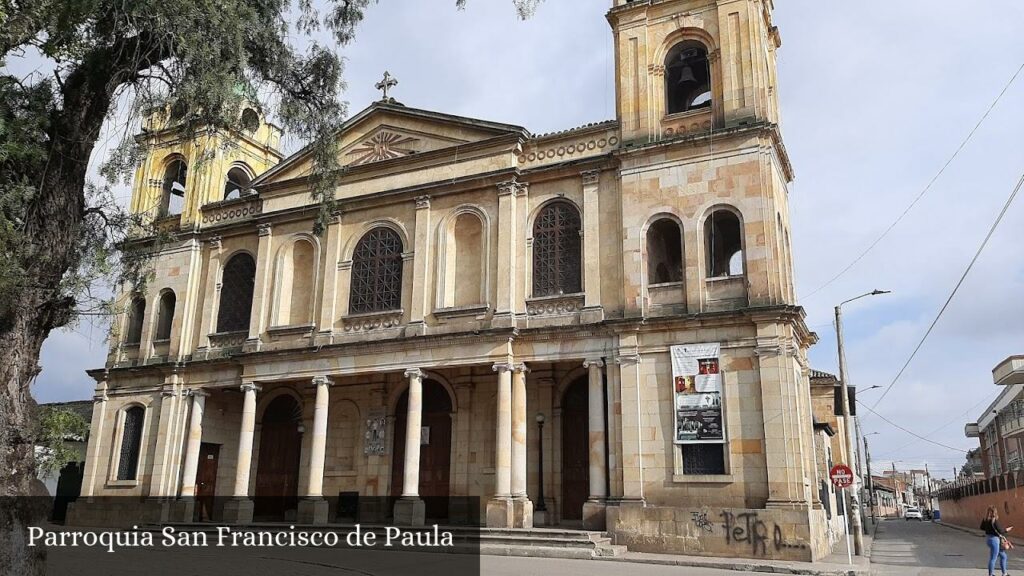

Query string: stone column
[316,210,344,346]
[196,236,223,353]
[486,362,514,527]
[394,368,426,526]
[493,181,524,328]
[80,385,109,499]
[510,363,534,528]
[179,390,209,498]
[582,359,608,529]
[244,223,273,352]
[580,171,604,323]
[223,382,259,524]
[615,353,646,505]
[407,197,432,336]
[299,376,331,524]
[149,386,181,499]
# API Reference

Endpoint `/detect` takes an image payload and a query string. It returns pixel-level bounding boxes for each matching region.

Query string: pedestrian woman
[981,506,1013,576]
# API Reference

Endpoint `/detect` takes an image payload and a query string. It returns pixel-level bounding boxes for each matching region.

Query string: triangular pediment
[255,102,526,185]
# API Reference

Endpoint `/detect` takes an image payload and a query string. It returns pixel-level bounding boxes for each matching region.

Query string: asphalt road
[871,518,1024,575]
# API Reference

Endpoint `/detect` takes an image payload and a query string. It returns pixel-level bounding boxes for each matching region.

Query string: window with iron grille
[532,201,582,297]
[681,443,726,475]
[217,253,256,333]
[349,227,404,314]
[117,406,145,481]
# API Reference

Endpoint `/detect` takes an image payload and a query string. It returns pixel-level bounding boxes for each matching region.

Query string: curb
[935,520,1024,545]
[593,553,869,576]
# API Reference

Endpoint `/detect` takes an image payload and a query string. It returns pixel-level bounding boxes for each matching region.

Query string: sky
[20,0,1024,479]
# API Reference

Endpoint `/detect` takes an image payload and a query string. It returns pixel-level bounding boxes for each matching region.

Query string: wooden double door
[390,379,453,520]
[254,395,303,520]
[561,377,590,521]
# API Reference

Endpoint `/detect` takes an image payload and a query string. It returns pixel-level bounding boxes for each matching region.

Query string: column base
[242,337,262,353]
[511,497,534,529]
[297,498,330,525]
[170,499,196,523]
[491,312,516,329]
[405,321,426,337]
[393,497,425,526]
[580,305,605,324]
[533,509,548,527]
[582,499,608,530]
[766,498,811,511]
[486,497,514,528]
[222,498,255,525]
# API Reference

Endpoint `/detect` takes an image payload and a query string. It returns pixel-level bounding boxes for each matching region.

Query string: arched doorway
[561,376,589,522]
[391,379,452,520]
[254,394,302,520]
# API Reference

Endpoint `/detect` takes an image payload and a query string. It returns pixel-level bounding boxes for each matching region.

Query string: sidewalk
[592,533,873,576]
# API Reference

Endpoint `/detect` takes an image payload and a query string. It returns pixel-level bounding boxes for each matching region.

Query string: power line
[873,389,1000,458]
[857,400,968,454]
[801,61,1024,301]
[871,169,1024,409]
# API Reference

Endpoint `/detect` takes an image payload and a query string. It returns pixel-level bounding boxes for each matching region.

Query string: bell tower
[129,107,283,229]
[607,0,782,144]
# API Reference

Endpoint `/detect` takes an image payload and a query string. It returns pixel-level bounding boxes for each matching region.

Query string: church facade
[70,0,832,561]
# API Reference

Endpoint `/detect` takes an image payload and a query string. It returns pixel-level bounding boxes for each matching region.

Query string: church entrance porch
[253,394,303,520]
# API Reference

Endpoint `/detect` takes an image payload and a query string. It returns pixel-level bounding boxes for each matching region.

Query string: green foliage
[34,407,90,478]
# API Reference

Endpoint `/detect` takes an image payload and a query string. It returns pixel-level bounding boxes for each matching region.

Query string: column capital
[583,358,605,369]
[186,388,211,398]
[329,209,344,224]
[615,355,641,366]
[492,362,514,373]
[160,389,178,399]
[312,375,332,387]
[257,223,272,237]
[93,392,109,403]
[414,195,431,210]
[511,363,530,374]
[497,179,529,197]
[581,170,601,186]
[240,382,262,393]
[404,368,424,380]
[206,235,222,251]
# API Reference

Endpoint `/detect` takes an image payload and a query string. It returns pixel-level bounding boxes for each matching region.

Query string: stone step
[142,523,627,559]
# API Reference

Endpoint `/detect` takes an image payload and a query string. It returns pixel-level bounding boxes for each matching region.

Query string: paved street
[872,519,1024,575]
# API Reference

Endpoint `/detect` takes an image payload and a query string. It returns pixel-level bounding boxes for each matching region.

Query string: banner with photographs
[671,342,725,444]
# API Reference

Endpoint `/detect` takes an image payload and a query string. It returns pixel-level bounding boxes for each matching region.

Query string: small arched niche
[224,166,252,201]
[160,159,187,216]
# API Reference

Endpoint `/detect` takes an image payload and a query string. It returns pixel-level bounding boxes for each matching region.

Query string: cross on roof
[375,71,398,100]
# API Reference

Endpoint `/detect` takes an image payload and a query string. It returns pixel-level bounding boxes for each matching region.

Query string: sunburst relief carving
[347,131,419,165]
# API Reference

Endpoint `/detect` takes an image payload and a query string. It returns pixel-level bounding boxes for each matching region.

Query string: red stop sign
[830,464,854,488]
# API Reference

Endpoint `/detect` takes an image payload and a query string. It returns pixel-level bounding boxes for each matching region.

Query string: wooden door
[254,395,302,520]
[195,443,219,522]
[561,377,589,521]
[391,380,452,519]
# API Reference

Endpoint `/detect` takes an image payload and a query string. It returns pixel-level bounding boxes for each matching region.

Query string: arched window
[646,218,684,284]
[240,108,260,133]
[160,159,188,216]
[125,297,146,345]
[350,227,403,314]
[453,212,484,307]
[217,253,256,332]
[532,201,582,297]
[155,291,175,341]
[116,406,145,481]
[223,166,252,200]
[665,41,712,115]
[705,209,743,278]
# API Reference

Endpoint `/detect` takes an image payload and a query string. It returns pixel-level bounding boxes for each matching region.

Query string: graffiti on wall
[719,511,808,557]
[691,511,714,532]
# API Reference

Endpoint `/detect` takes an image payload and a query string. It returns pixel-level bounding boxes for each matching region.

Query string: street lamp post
[536,413,547,513]
[836,289,890,556]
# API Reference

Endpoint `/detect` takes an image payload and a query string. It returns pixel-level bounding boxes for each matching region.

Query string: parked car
[905,507,923,521]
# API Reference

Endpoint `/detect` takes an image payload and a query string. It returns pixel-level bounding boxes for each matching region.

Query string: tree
[35,407,90,479]
[0,0,539,573]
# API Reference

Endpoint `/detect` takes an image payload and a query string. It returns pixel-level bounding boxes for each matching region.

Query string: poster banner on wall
[671,342,725,444]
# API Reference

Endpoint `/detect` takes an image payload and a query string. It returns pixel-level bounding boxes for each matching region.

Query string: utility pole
[865,436,876,525]
[836,303,864,555]
[925,463,933,517]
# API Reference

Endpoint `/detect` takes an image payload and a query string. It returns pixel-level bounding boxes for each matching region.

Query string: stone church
[70,0,832,561]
